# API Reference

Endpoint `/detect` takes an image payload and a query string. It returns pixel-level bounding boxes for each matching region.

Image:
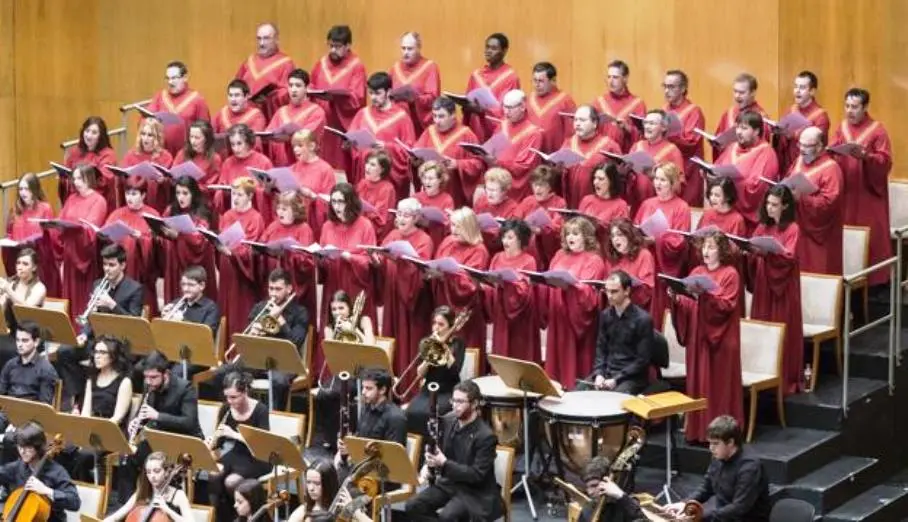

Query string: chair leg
[811,340,820,391]
[747,389,757,443]
[863,287,870,326]
[776,385,786,427]
[835,336,843,376]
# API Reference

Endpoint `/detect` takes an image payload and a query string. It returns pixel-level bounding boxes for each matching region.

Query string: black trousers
[54,344,89,406]
[576,373,649,395]
[405,485,499,522]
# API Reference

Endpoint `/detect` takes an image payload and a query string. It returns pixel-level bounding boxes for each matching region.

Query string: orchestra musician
[287,459,341,522]
[233,479,270,522]
[3,172,60,297]
[159,176,218,303]
[0,248,47,341]
[160,265,221,335]
[0,421,80,522]
[0,322,59,435]
[104,451,192,522]
[335,368,407,473]
[576,455,645,522]
[404,380,503,522]
[664,415,770,522]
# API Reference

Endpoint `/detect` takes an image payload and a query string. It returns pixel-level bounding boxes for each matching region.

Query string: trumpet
[393,308,471,399]
[77,278,112,325]
[225,292,296,363]
[162,296,188,321]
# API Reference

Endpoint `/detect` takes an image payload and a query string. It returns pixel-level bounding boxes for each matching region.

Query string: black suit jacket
[147,376,203,438]
[92,276,144,317]
[436,412,504,520]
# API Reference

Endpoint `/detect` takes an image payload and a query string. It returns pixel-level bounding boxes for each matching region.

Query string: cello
[2,433,64,522]
[125,453,192,522]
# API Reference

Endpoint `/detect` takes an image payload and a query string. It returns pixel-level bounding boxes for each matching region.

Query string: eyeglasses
[450,398,471,405]
[330,199,346,204]
[93,349,110,356]
[662,83,681,89]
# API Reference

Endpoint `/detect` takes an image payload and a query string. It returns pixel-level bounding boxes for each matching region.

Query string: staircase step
[823,483,908,522]
[783,456,880,513]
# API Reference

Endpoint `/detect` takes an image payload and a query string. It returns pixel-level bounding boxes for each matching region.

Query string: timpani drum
[537,390,633,475]
[473,375,530,450]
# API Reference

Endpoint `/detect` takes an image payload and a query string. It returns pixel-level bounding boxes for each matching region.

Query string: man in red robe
[479,90,542,201]
[774,71,830,174]
[663,69,706,207]
[461,33,520,142]
[234,23,295,121]
[148,60,211,156]
[310,25,367,177]
[390,32,441,138]
[713,73,771,158]
[831,88,891,285]
[213,79,267,158]
[527,62,576,153]
[594,60,647,153]
[716,111,779,231]
[349,72,416,199]
[264,69,327,167]
[561,105,621,208]
[625,110,684,215]
[790,127,843,275]
[413,97,484,207]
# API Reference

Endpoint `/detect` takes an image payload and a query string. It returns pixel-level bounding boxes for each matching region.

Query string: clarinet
[338,371,352,462]
[426,382,440,485]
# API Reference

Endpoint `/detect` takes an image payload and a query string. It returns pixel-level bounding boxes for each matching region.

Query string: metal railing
[893,225,908,364]
[59,126,128,157]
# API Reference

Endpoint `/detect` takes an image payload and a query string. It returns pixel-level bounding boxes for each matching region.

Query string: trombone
[392,308,471,400]
[225,292,297,363]
[77,278,112,325]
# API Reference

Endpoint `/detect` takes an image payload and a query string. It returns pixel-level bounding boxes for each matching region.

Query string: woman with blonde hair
[473,167,519,255]
[291,129,337,237]
[414,160,455,247]
[121,117,174,211]
[4,172,60,296]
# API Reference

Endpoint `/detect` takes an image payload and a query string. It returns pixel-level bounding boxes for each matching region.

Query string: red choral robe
[716,142,779,232]
[562,133,622,209]
[51,192,108,319]
[293,157,337,239]
[356,178,397,241]
[104,205,160,314]
[579,194,630,248]
[413,124,484,207]
[414,190,455,252]
[462,64,520,142]
[474,195,520,256]
[264,101,327,167]
[527,89,576,153]
[698,208,749,313]
[670,264,744,443]
[431,236,490,351]
[160,210,217,303]
[148,88,211,155]
[349,105,416,197]
[635,196,691,329]
[515,194,566,269]
[626,138,684,217]
[496,118,544,200]
[484,251,540,363]
[214,152,274,218]
[788,153,844,275]
[542,250,606,386]
[712,102,771,158]
[63,147,119,211]
[218,207,265,335]
[379,228,434,376]
[310,53,367,175]
[748,222,803,394]
[776,100,830,174]
[235,51,295,120]
[259,221,316,329]
[5,203,60,297]
[831,116,893,286]
[172,150,222,189]
[607,249,656,314]
[121,149,174,213]
[594,90,647,153]
[390,57,441,136]
[212,106,267,160]
[665,99,707,207]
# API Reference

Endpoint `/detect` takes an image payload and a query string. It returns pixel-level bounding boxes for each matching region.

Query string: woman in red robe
[259,191,316,328]
[748,185,803,395]
[473,167,519,256]
[172,120,223,190]
[541,217,606,387]
[291,129,337,239]
[216,177,265,335]
[635,162,691,329]
[121,118,174,212]
[44,166,109,320]
[355,151,397,242]
[373,198,434,376]
[578,163,630,247]
[104,177,160,314]
[483,219,540,363]
[698,177,748,312]
[160,177,217,302]
[605,218,656,314]
[669,231,744,443]
[214,124,274,218]
[62,116,118,209]
[514,166,566,268]
[413,161,455,249]
[431,208,490,352]
[4,173,60,297]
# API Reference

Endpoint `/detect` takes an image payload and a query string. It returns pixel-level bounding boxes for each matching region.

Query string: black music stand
[488,354,562,520]
[233,334,306,411]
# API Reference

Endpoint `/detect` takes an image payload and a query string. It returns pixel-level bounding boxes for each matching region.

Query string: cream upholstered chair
[494,445,517,522]
[843,225,870,324]
[191,504,214,522]
[744,290,753,319]
[460,347,481,382]
[690,207,704,231]
[197,399,223,441]
[372,433,423,518]
[740,319,786,443]
[65,481,106,522]
[256,411,308,494]
[375,335,397,368]
[801,273,844,390]
[660,311,687,380]
[889,180,908,237]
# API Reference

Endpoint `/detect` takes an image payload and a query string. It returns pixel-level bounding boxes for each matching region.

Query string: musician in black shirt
[577,456,645,522]
[160,265,220,336]
[0,322,59,436]
[665,415,770,522]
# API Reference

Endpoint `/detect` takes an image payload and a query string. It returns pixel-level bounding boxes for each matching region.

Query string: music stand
[54,412,130,485]
[89,312,157,356]
[233,334,306,411]
[144,427,221,503]
[80,515,101,522]
[344,436,418,522]
[488,354,563,521]
[13,304,78,350]
[323,339,394,418]
[151,319,217,379]
[622,392,707,503]
[0,396,58,437]
[240,423,307,517]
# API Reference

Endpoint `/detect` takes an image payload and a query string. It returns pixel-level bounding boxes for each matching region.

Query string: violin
[2,433,64,522]
[125,454,192,522]
[248,490,290,521]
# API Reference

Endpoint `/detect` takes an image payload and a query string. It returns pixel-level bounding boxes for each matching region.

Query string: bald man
[235,23,296,121]
[390,32,441,136]
[482,89,542,200]
[625,110,685,215]
[559,104,621,208]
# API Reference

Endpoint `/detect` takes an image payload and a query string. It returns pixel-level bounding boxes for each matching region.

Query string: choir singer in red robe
[290,129,337,238]
[148,60,211,155]
[235,23,295,121]
[831,88,892,287]
[414,161,455,249]
[605,218,655,314]
[474,168,519,256]
[160,177,217,302]
[579,163,630,247]
[626,110,684,215]
[560,105,622,208]
[355,151,397,241]
[663,70,706,207]
[214,124,274,217]
[713,74,771,158]
[515,166,566,268]
[699,177,747,237]
[527,62,576,153]
[461,33,520,142]
[390,32,441,137]
[668,230,744,443]
[213,80,267,159]
[595,60,647,153]
[264,68,327,167]
[542,217,605,387]
[775,71,830,174]
[121,118,173,212]
[62,116,118,209]
[4,173,60,297]
[173,120,222,189]
[482,90,542,200]
[748,185,803,394]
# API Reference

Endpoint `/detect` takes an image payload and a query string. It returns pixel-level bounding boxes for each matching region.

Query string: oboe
[426,382,440,485]
[337,371,353,464]
[207,408,232,459]
[128,390,150,447]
